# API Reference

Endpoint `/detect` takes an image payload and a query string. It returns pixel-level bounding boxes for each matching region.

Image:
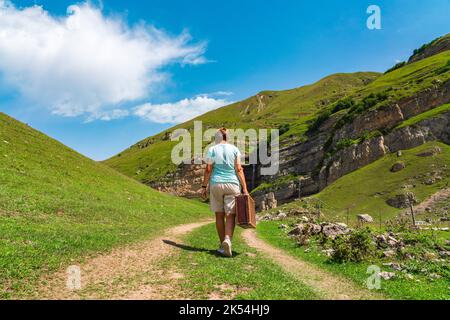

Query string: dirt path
[411,187,450,214]
[242,229,386,300]
[33,220,212,300]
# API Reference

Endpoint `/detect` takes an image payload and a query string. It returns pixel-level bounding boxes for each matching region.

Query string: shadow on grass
[163,240,241,258]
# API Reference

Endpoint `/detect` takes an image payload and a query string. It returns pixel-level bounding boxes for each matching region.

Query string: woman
[201,128,249,257]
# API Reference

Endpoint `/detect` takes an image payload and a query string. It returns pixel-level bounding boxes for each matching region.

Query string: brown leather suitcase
[235,194,256,229]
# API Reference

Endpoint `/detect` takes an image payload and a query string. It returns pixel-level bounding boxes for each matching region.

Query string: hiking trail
[33,220,212,300]
[242,229,386,300]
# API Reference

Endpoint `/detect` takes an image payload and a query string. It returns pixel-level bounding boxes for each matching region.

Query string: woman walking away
[201,128,249,257]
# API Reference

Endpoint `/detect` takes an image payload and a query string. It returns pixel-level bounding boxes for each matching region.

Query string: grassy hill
[104,72,380,183]
[267,141,450,222]
[0,112,210,298]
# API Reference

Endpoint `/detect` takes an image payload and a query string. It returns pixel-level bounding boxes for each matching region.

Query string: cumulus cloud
[133,95,232,124]
[0,1,207,120]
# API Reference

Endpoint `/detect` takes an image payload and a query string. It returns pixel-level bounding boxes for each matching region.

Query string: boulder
[379,271,396,280]
[321,222,350,239]
[386,194,417,208]
[376,234,388,248]
[288,224,305,237]
[288,223,321,237]
[383,250,396,258]
[299,216,310,222]
[308,223,322,235]
[357,214,374,223]
[390,161,406,172]
[276,212,287,220]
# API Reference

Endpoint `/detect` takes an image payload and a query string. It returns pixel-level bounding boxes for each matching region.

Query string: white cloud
[85,109,130,122]
[196,91,233,98]
[133,95,232,124]
[0,1,207,120]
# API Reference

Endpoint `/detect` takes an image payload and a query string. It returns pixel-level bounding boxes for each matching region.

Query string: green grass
[0,112,211,299]
[396,103,450,129]
[257,222,450,300]
[356,51,450,102]
[161,223,321,300]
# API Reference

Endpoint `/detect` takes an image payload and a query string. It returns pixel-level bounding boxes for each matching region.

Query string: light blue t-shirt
[206,143,241,186]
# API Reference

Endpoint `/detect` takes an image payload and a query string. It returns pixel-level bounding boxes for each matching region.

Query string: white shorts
[210,183,241,215]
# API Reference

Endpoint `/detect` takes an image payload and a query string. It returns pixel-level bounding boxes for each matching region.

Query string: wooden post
[407,193,416,227]
[346,208,349,226]
[379,211,382,230]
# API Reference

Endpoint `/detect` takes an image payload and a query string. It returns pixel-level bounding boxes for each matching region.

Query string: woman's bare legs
[215,212,225,243]
[225,214,236,240]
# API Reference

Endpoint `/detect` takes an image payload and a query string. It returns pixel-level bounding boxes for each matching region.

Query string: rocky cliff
[252,80,450,209]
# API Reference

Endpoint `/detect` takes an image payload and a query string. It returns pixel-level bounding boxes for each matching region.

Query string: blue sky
[0,0,449,160]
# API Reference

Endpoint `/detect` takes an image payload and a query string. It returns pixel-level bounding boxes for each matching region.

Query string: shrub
[385,61,406,74]
[335,138,358,150]
[332,97,355,113]
[308,110,331,132]
[278,124,291,136]
[331,228,375,263]
[435,59,450,75]
[334,92,389,130]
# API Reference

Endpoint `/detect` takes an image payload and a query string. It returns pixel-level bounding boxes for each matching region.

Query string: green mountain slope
[104,72,380,183]
[0,112,210,298]
[314,142,450,220]
[267,141,450,222]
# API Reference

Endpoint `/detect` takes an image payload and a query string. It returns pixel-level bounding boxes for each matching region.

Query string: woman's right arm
[234,157,249,194]
[201,163,213,200]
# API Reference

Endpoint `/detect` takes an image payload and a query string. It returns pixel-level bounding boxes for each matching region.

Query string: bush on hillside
[331,228,376,263]
[308,110,332,132]
[331,97,355,113]
[278,124,291,136]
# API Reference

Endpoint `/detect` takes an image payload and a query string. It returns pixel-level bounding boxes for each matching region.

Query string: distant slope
[268,142,450,222]
[104,72,380,183]
[0,112,210,298]
[313,142,450,220]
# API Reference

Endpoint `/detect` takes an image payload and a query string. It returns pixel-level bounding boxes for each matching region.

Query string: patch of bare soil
[411,187,450,214]
[31,220,212,300]
[242,229,386,300]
